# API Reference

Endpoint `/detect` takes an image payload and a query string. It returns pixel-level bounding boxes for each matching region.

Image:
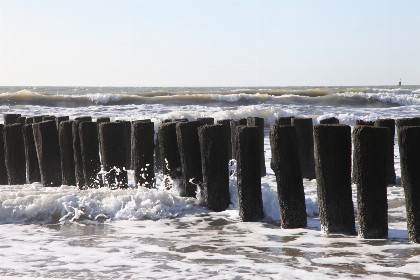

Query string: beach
[0,86,419,279]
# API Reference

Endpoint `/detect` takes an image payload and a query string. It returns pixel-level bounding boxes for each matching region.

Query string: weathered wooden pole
[3,123,26,184]
[291,117,316,179]
[55,116,69,130]
[396,117,420,130]
[75,116,92,122]
[96,117,111,123]
[115,120,132,169]
[3,114,21,125]
[59,121,76,186]
[23,124,41,183]
[355,120,374,126]
[398,126,420,243]
[72,120,85,188]
[236,126,264,221]
[32,120,62,187]
[216,119,233,160]
[196,117,214,125]
[247,117,266,177]
[25,117,34,125]
[230,118,247,160]
[17,117,26,125]
[99,122,128,189]
[374,118,396,185]
[158,121,182,189]
[133,119,151,123]
[132,121,155,189]
[352,121,376,183]
[42,116,56,122]
[199,124,230,211]
[353,125,388,239]
[176,121,202,197]
[130,119,152,169]
[79,122,102,189]
[0,125,8,184]
[173,118,188,122]
[314,124,355,235]
[33,116,44,123]
[275,116,294,125]
[319,117,339,124]
[270,125,307,228]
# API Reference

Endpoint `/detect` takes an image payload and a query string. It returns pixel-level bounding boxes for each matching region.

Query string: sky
[0,0,419,87]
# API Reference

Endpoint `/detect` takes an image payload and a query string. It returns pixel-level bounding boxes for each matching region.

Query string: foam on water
[0,183,193,224]
[0,175,416,279]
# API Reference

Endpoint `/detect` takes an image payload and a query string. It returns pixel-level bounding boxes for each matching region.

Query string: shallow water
[0,181,417,280]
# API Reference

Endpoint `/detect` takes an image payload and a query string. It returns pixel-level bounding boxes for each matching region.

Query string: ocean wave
[0,184,194,224]
[0,87,418,107]
[336,91,420,106]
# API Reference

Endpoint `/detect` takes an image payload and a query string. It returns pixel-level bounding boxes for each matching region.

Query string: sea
[0,86,419,280]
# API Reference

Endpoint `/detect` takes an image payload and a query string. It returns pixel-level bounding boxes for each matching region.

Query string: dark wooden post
[25,117,34,125]
[396,117,420,130]
[196,117,214,125]
[216,119,233,160]
[17,117,26,125]
[55,116,69,130]
[247,117,266,177]
[199,124,230,211]
[270,125,307,228]
[374,118,396,185]
[275,116,294,125]
[75,116,92,122]
[291,117,316,179]
[3,114,21,125]
[158,122,182,189]
[42,116,56,122]
[4,123,26,184]
[355,120,374,126]
[99,122,128,189]
[0,125,8,184]
[353,125,388,239]
[230,119,247,160]
[314,124,355,235]
[131,119,152,169]
[352,121,376,183]
[59,121,76,186]
[32,120,62,187]
[398,126,420,243]
[236,126,264,221]
[72,120,85,188]
[79,122,102,188]
[132,121,155,188]
[176,121,202,197]
[96,117,110,123]
[319,117,339,124]
[33,116,43,123]
[115,120,132,169]
[23,124,41,183]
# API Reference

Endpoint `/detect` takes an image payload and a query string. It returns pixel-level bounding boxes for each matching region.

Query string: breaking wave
[0,86,418,107]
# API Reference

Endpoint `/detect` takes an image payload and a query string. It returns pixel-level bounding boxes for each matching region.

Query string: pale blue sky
[0,0,419,86]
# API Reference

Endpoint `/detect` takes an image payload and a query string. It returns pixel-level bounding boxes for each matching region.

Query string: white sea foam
[337,90,420,106]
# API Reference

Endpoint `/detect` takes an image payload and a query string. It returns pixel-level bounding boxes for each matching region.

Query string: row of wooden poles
[0,114,419,243]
